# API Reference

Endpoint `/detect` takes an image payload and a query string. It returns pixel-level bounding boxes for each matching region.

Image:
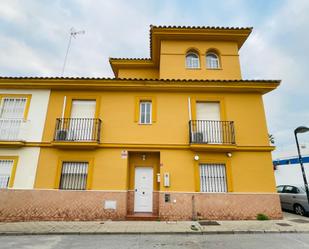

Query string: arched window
[186,52,200,69]
[206,52,220,69]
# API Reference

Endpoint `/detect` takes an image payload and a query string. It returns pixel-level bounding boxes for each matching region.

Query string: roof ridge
[150,25,253,30]
[0,76,280,83]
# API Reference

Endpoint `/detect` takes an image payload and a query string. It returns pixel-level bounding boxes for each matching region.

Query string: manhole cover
[290,219,309,224]
[198,221,220,226]
[276,223,291,226]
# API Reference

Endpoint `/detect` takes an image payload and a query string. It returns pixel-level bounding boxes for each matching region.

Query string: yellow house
[0,25,282,221]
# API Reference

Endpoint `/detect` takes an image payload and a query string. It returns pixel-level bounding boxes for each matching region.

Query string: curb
[1,230,309,236]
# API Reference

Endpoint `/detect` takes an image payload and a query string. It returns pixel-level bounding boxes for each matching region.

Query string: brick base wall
[0,189,127,222]
[0,190,282,221]
[159,192,283,220]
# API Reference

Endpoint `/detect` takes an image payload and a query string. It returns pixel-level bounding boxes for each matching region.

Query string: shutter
[196,102,220,121]
[70,100,96,118]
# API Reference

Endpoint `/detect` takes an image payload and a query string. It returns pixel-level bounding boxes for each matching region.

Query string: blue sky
[0,0,308,158]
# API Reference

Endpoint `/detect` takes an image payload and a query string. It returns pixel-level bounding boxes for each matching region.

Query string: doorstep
[126,212,159,221]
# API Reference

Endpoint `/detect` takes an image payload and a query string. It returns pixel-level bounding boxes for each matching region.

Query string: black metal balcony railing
[189,120,235,144]
[54,118,102,142]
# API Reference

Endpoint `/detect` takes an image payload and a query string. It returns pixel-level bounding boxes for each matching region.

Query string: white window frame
[199,163,227,192]
[206,52,220,69]
[186,52,200,69]
[139,101,152,124]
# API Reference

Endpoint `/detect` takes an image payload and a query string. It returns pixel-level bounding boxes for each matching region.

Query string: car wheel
[294,204,306,216]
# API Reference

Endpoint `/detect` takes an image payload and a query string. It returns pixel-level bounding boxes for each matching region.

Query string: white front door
[134,167,153,212]
[196,102,222,143]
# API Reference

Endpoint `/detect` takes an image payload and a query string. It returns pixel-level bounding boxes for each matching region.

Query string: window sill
[206,67,222,70]
[186,67,201,70]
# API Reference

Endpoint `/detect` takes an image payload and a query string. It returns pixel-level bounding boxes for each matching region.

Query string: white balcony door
[0,98,26,140]
[196,102,221,143]
[134,167,153,212]
[68,100,96,141]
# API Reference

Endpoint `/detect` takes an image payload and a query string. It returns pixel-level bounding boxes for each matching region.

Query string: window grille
[0,159,14,189]
[200,164,227,192]
[59,162,88,190]
[0,98,27,118]
[0,98,27,140]
[206,53,220,69]
[139,101,152,124]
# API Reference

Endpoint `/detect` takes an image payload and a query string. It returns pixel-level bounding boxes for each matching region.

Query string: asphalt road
[1,234,309,249]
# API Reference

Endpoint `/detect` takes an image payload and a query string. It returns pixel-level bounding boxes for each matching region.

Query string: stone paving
[0,212,308,235]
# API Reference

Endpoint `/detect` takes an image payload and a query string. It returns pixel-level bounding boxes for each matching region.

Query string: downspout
[61,96,66,130]
[188,97,192,142]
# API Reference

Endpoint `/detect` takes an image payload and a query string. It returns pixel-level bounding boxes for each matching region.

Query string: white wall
[0,89,50,142]
[274,163,309,186]
[0,89,50,189]
[0,147,40,189]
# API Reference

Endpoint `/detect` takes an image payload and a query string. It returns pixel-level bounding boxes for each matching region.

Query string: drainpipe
[61,96,66,130]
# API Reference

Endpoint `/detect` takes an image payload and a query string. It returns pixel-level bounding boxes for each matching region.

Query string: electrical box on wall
[156,173,161,183]
[163,172,170,187]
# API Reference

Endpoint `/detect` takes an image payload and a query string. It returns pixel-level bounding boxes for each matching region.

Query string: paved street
[1,234,309,249]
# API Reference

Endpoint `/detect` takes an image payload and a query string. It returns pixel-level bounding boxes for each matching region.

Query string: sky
[0,0,308,158]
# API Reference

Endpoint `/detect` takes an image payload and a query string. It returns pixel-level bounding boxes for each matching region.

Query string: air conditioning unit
[56,129,67,140]
[192,132,204,143]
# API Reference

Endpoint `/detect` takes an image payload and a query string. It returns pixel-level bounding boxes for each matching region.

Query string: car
[276,185,309,216]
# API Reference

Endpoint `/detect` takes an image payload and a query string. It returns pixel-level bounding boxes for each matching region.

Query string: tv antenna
[61,27,85,77]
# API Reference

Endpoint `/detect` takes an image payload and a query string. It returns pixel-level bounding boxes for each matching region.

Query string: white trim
[188,97,191,120]
[61,96,66,120]
[139,101,152,125]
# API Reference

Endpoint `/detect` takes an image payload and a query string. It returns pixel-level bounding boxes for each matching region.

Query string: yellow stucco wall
[159,40,242,80]
[117,68,159,79]
[41,91,269,147]
[34,30,277,194]
[35,148,276,192]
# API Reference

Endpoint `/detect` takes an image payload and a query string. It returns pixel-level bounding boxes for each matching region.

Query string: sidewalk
[0,212,309,235]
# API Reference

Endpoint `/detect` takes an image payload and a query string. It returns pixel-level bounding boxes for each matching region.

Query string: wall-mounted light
[226,152,232,158]
[194,155,199,161]
[141,154,146,161]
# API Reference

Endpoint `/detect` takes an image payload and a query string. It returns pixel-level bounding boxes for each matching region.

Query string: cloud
[239,0,309,158]
[0,0,308,158]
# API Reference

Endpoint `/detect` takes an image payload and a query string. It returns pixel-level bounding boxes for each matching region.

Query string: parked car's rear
[277,185,309,216]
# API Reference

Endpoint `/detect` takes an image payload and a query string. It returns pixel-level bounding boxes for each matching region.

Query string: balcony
[189,120,236,151]
[53,118,102,148]
[0,118,28,147]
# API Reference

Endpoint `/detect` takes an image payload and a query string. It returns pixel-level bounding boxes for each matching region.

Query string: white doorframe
[134,167,153,212]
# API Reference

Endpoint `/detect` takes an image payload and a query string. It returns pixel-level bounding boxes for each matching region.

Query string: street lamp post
[294,126,309,207]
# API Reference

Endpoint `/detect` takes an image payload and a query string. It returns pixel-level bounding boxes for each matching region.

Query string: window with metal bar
[59,162,89,190]
[0,97,27,141]
[199,164,227,192]
[139,101,152,124]
[0,159,14,189]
